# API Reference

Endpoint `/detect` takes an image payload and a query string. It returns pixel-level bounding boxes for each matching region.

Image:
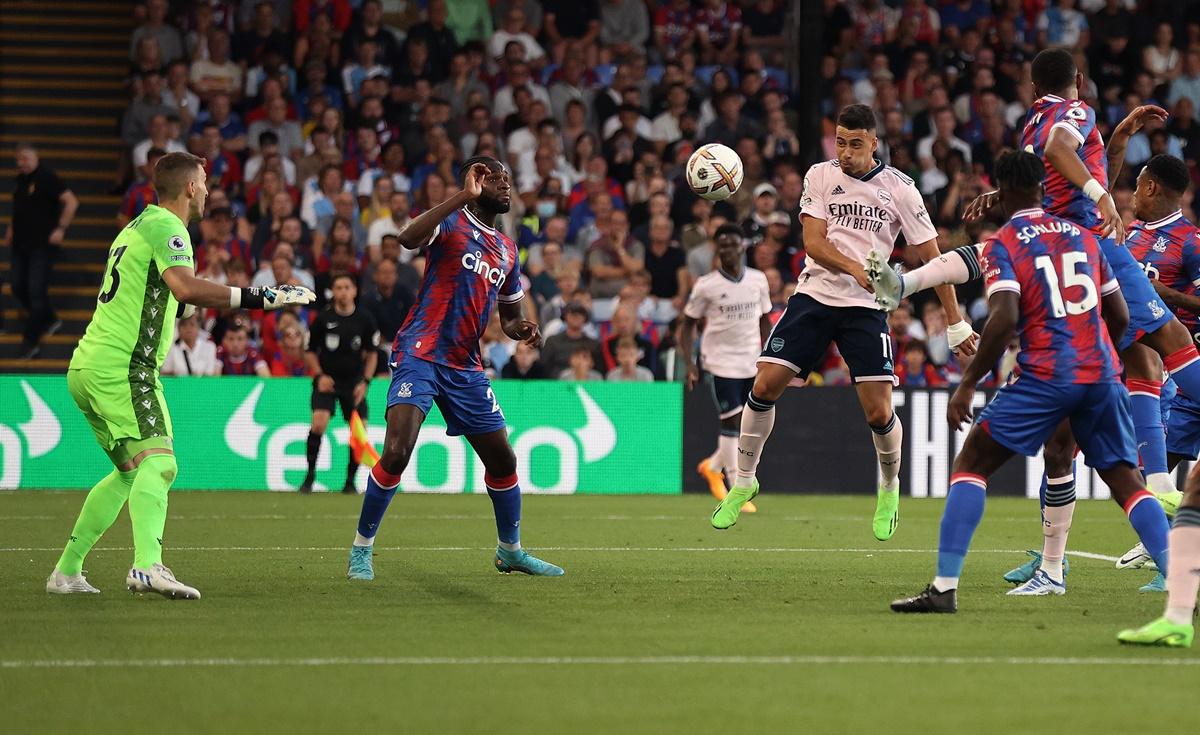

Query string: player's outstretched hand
[1098,194,1126,243]
[947,384,976,430]
[506,319,542,348]
[262,284,317,310]
[963,190,999,223]
[1114,104,1169,140]
[685,364,700,391]
[463,162,489,200]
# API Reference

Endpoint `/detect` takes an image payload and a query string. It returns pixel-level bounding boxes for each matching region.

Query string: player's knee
[482,444,516,480]
[751,374,787,402]
[379,438,415,474]
[864,405,894,428]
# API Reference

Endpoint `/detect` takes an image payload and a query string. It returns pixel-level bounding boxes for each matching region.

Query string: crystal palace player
[346,158,563,580]
[890,152,1171,614]
[710,104,977,539]
[870,51,1194,584]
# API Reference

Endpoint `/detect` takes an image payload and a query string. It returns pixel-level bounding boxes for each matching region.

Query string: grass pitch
[0,491,1191,734]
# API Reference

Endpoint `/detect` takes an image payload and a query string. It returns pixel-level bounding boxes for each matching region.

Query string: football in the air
[686,143,744,201]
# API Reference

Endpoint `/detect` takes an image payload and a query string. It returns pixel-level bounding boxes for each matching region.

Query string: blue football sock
[937,474,988,580]
[1126,491,1170,572]
[1128,379,1167,476]
[486,472,522,550]
[355,464,401,543]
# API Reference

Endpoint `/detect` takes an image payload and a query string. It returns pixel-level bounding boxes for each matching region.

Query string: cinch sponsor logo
[462,250,507,288]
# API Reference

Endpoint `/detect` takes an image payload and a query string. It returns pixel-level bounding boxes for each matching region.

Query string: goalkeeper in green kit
[46,152,315,599]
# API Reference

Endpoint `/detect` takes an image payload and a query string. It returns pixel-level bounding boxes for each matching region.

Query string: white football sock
[1147,472,1178,497]
[871,413,903,492]
[902,245,979,297]
[736,397,776,486]
[354,532,375,547]
[718,433,738,477]
[932,576,958,592]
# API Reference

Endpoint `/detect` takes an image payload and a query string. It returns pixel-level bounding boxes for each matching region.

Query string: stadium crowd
[111,0,1200,387]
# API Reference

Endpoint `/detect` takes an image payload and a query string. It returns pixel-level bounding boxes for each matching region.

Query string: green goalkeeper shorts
[67,368,174,466]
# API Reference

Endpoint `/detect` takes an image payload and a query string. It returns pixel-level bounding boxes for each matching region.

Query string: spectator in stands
[559,343,604,381]
[247,99,304,161]
[122,71,173,153]
[133,114,186,173]
[542,301,602,376]
[191,93,247,152]
[642,215,688,321]
[198,121,243,197]
[294,0,352,35]
[217,322,270,376]
[6,144,77,359]
[366,190,411,261]
[896,340,948,387]
[162,314,221,376]
[543,1,601,64]
[601,304,657,375]
[490,5,546,67]
[130,0,184,64]
[269,322,313,377]
[405,0,457,81]
[302,164,349,229]
[446,0,493,45]
[502,340,547,379]
[191,29,243,102]
[606,337,655,382]
[245,132,298,189]
[587,208,644,315]
[119,147,164,227]
[344,0,399,64]
[360,257,412,360]
[254,241,316,291]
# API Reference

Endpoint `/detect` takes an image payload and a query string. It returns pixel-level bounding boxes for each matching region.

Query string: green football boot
[1154,489,1183,517]
[873,486,899,541]
[1117,616,1194,647]
[712,480,759,530]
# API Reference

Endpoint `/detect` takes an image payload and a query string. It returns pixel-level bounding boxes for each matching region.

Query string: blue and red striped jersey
[981,207,1121,384]
[392,207,524,371]
[1128,209,1200,336]
[1020,95,1107,235]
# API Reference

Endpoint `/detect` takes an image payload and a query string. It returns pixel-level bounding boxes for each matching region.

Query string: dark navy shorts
[387,353,506,437]
[1101,237,1173,351]
[759,292,895,385]
[1164,379,1200,460]
[976,375,1138,469]
[709,374,755,419]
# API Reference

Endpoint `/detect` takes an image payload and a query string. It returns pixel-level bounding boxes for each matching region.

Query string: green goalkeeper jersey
[70,205,194,376]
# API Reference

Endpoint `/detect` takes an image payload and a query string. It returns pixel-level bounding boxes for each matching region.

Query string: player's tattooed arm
[801,214,873,292]
[948,291,1019,429]
[499,299,542,349]
[1106,105,1170,186]
[396,163,486,249]
[1044,127,1125,242]
[1151,280,1200,317]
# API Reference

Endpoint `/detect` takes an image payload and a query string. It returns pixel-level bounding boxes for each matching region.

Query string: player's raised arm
[1044,125,1125,241]
[802,214,873,292]
[396,163,487,250]
[1106,105,1170,185]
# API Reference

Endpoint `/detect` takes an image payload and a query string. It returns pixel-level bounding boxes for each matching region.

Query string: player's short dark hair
[153,151,206,200]
[258,130,279,147]
[993,150,1045,194]
[330,271,357,288]
[1144,154,1191,194]
[458,156,505,184]
[715,223,744,240]
[837,104,876,132]
[1031,48,1077,94]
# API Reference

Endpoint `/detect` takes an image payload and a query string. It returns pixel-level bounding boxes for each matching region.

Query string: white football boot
[46,569,100,594]
[126,563,201,600]
[1116,542,1156,570]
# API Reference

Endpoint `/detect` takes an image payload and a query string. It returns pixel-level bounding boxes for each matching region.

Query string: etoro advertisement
[0,376,682,494]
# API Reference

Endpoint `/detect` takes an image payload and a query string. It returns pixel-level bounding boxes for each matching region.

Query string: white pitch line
[1,654,1196,670]
[0,545,1120,557]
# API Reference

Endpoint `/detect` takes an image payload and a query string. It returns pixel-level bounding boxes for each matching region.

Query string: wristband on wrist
[228,286,269,309]
[1082,178,1107,204]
